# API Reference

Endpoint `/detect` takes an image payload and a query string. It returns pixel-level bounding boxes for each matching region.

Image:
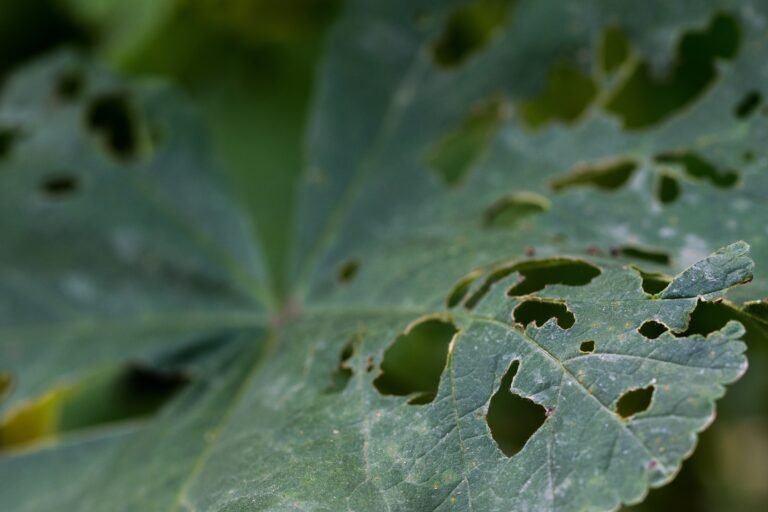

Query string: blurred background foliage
[0,0,339,298]
[0,1,766,511]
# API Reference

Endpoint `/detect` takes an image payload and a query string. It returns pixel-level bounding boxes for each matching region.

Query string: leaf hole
[518,63,597,129]
[513,299,575,329]
[431,0,515,68]
[426,96,507,186]
[0,365,189,452]
[483,192,549,228]
[606,12,740,129]
[735,91,761,119]
[0,127,21,159]
[325,337,357,394]
[86,93,141,161]
[675,299,738,337]
[638,320,668,340]
[551,158,637,192]
[615,385,654,419]
[373,318,458,405]
[447,271,482,308]
[743,300,768,321]
[0,373,11,403]
[634,268,672,295]
[579,340,595,353]
[487,360,546,457]
[655,151,739,188]
[614,245,671,265]
[54,69,85,101]
[601,26,631,74]
[40,173,80,198]
[656,174,681,204]
[506,258,601,296]
[337,258,360,284]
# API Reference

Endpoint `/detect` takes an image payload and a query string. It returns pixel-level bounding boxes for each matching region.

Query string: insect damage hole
[579,340,595,353]
[431,0,515,68]
[0,365,188,451]
[0,128,21,159]
[634,268,672,295]
[551,158,637,192]
[86,93,141,160]
[518,63,597,129]
[656,174,681,204]
[447,270,481,308]
[325,337,357,394]
[655,152,738,188]
[373,318,458,405]
[606,12,741,129]
[487,360,546,457]
[0,373,11,402]
[426,97,507,187]
[614,245,671,265]
[601,26,631,74]
[483,192,549,229]
[506,258,601,296]
[54,69,85,101]
[735,91,761,119]
[40,173,80,198]
[638,320,668,339]
[513,299,575,329]
[337,258,360,284]
[674,299,743,337]
[615,385,655,419]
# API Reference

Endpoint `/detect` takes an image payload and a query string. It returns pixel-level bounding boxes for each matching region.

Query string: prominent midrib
[291,37,430,301]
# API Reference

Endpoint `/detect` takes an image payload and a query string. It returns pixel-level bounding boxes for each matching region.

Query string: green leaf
[2,1,768,511]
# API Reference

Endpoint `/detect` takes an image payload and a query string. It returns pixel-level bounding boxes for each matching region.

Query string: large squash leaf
[1,1,767,511]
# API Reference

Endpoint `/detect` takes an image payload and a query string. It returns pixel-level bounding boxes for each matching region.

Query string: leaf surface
[2,1,768,511]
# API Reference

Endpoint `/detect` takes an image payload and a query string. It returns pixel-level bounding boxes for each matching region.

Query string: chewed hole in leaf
[675,299,738,337]
[325,336,357,394]
[431,0,514,68]
[513,299,575,329]
[615,245,671,265]
[54,69,85,101]
[506,258,601,296]
[606,12,740,129]
[337,258,360,284]
[465,258,600,309]
[743,300,768,321]
[616,385,654,419]
[40,173,79,198]
[0,373,11,402]
[483,192,549,228]
[635,268,672,295]
[656,174,681,204]
[655,152,738,188]
[426,97,506,186]
[487,360,546,457]
[639,320,668,339]
[86,93,141,160]
[0,127,21,159]
[518,63,597,129]
[0,365,188,451]
[551,159,636,192]
[373,318,458,404]
[601,26,631,74]
[465,266,516,309]
[580,340,595,353]
[447,271,481,308]
[735,91,761,119]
